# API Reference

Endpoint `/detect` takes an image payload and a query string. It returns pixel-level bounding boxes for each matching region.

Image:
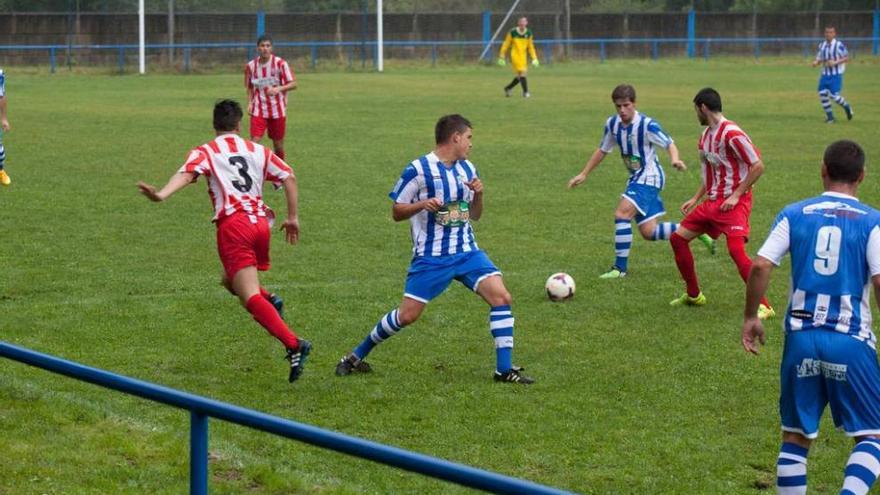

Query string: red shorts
[216,212,271,280]
[680,194,753,240]
[249,115,286,141]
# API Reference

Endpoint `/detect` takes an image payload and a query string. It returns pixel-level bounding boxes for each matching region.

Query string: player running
[137,100,311,383]
[742,140,880,495]
[245,35,297,161]
[0,67,11,186]
[497,16,539,98]
[813,26,853,124]
[568,84,714,279]
[668,87,774,319]
[335,114,534,384]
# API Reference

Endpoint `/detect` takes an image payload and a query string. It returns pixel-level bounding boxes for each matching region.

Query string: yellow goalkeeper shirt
[499,28,538,72]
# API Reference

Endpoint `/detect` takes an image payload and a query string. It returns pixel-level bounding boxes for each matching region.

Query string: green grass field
[2,58,880,494]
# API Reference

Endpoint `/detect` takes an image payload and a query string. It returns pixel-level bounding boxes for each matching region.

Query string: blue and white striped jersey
[389,152,480,258]
[599,111,673,189]
[758,192,880,347]
[816,39,848,76]
[0,68,5,98]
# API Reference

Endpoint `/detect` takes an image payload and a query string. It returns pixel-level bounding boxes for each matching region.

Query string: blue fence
[0,341,574,495]
[0,35,877,74]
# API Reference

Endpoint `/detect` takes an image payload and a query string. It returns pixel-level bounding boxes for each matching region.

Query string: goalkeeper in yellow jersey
[497,17,539,98]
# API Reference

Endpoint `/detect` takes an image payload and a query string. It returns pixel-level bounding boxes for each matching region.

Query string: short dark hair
[213,99,243,132]
[693,87,722,112]
[435,114,472,144]
[257,34,273,46]
[823,140,865,184]
[611,84,636,103]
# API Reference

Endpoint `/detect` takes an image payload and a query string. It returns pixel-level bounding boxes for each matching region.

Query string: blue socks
[841,439,880,495]
[489,305,514,373]
[777,442,808,494]
[353,309,403,360]
[614,218,632,272]
[652,222,678,241]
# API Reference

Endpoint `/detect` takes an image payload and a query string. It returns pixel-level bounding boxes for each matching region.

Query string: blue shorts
[780,330,880,439]
[404,250,501,303]
[818,74,843,94]
[622,183,666,225]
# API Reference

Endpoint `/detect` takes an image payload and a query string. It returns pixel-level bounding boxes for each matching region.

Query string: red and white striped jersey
[245,55,295,119]
[178,133,293,223]
[698,119,762,201]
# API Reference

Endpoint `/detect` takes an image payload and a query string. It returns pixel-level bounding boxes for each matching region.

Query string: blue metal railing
[0,35,876,74]
[0,341,574,495]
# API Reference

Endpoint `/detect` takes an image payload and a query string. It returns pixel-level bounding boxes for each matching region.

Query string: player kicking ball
[568,84,714,279]
[335,114,534,384]
[668,88,774,319]
[743,140,880,494]
[138,100,312,383]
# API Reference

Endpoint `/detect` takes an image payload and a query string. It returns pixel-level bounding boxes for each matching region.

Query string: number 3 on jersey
[229,156,254,193]
[814,225,842,275]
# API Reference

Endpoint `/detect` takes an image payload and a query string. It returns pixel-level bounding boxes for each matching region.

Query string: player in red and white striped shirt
[245,35,296,161]
[669,88,774,318]
[137,99,312,383]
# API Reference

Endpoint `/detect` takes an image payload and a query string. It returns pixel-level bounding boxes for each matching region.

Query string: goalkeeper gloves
[497,58,506,66]
[532,59,540,67]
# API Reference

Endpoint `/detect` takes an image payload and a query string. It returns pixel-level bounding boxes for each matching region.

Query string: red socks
[245,294,298,349]
[671,233,701,297]
[727,236,772,308]
[259,286,271,300]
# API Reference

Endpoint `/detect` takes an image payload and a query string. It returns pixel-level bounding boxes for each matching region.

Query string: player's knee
[496,290,513,307]
[397,306,421,326]
[638,223,655,240]
[670,231,688,248]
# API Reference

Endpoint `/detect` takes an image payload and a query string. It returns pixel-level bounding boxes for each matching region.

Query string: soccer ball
[545,273,575,301]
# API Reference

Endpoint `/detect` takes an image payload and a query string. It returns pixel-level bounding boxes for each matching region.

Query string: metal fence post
[599,41,605,63]
[873,9,879,56]
[184,47,191,73]
[687,10,696,58]
[482,11,491,61]
[311,45,318,69]
[652,40,658,61]
[118,47,125,74]
[754,39,760,59]
[703,40,709,60]
[191,412,208,495]
[431,44,437,67]
[544,41,551,65]
[49,47,56,73]
[256,10,265,38]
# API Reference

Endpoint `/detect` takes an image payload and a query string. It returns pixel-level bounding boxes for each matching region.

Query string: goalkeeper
[497,16,539,98]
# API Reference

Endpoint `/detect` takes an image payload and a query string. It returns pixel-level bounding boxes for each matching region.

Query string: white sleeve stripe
[757,216,790,266]
[867,226,880,276]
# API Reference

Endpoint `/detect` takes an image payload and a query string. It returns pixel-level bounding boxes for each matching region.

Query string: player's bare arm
[681,184,706,214]
[279,174,300,245]
[568,148,608,188]
[872,275,880,312]
[392,198,442,222]
[465,178,483,221]
[721,159,764,212]
[667,142,686,171]
[0,95,8,131]
[137,171,196,202]
[742,255,774,354]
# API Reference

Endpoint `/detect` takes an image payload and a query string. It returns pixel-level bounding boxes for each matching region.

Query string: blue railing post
[754,39,760,59]
[599,41,605,63]
[117,47,125,74]
[311,45,318,69]
[190,412,208,495]
[873,9,879,56]
[431,44,437,67]
[703,39,710,60]
[652,40,658,60]
[49,47,56,73]
[184,47,191,73]
[687,10,696,58]
[544,41,551,65]
[256,10,265,38]
[482,11,491,61]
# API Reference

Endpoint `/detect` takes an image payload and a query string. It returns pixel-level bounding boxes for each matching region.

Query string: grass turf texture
[1,58,879,494]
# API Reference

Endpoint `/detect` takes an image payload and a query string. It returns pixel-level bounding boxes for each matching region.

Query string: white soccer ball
[545,272,575,301]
